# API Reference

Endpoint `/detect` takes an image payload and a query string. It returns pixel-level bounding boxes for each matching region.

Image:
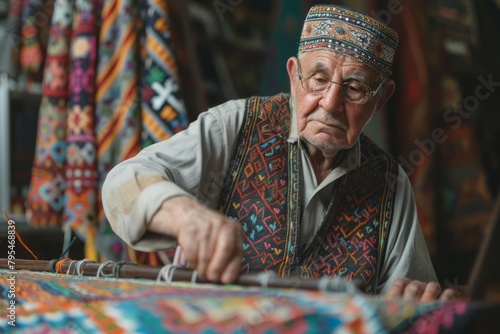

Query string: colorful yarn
[1,270,484,333]
[54,258,71,274]
[0,270,382,332]
[3,211,39,260]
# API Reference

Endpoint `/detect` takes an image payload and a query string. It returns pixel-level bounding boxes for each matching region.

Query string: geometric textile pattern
[24,0,189,263]
[95,0,143,261]
[64,0,100,248]
[26,0,74,226]
[123,0,189,265]
[140,0,189,147]
[218,94,298,276]
[299,4,398,76]
[300,135,399,293]
[0,270,464,333]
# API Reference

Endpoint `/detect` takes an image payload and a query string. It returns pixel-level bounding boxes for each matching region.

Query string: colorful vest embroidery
[217,93,399,292]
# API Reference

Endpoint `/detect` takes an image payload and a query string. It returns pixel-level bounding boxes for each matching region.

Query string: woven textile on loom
[3,269,493,333]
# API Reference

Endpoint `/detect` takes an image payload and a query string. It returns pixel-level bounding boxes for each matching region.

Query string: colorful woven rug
[2,270,496,333]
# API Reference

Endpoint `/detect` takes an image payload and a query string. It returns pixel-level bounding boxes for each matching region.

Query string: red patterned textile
[64,0,101,250]
[26,0,74,226]
[25,0,188,262]
[2,270,498,333]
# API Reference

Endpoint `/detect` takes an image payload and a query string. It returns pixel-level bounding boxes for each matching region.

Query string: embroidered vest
[217,93,399,292]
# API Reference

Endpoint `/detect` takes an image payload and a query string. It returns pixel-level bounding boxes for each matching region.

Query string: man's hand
[149,196,244,284]
[385,278,457,302]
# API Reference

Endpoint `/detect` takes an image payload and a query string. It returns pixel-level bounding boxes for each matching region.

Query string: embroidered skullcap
[299,4,399,76]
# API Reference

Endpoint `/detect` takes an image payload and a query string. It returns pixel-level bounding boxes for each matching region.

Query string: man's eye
[345,82,363,92]
[312,76,329,85]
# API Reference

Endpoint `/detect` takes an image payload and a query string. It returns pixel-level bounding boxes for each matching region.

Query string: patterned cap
[299,5,399,76]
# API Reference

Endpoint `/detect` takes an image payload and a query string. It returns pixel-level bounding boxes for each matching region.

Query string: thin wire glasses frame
[296,58,386,105]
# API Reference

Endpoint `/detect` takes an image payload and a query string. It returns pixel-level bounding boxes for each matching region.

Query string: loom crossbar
[0,258,363,293]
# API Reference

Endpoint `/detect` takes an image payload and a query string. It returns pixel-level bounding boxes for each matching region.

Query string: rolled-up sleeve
[101,99,247,251]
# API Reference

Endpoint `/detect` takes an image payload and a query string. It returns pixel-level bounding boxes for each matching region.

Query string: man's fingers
[155,197,243,283]
[440,288,457,302]
[195,223,216,279]
[420,282,442,302]
[177,225,199,270]
[386,279,430,301]
[385,278,411,299]
[220,226,244,284]
[386,279,459,302]
[403,280,425,301]
[206,223,243,282]
[220,252,243,284]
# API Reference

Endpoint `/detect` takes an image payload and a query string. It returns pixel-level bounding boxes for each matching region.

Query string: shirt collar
[287,96,299,143]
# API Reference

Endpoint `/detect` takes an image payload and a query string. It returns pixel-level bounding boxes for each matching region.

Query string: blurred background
[0,0,499,297]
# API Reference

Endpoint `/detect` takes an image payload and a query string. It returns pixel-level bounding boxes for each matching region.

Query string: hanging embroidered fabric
[26,0,189,262]
[64,0,101,261]
[26,0,73,226]
[139,0,189,147]
[94,0,142,261]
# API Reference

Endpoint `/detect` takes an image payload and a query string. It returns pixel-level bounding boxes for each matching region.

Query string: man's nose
[319,82,344,113]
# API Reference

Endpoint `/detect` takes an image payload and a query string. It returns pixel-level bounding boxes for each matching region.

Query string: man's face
[287,50,393,157]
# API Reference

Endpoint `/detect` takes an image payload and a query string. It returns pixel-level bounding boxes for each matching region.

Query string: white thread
[318,277,331,292]
[156,264,179,283]
[318,276,360,295]
[96,261,114,278]
[257,271,276,288]
[156,265,170,282]
[172,246,186,267]
[190,270,198,285]
[166,266,178,283]
[66,260,76,275]
[76,260,91,276]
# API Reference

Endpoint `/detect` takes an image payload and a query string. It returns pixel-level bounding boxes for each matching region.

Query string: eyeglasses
[297,60,385,105]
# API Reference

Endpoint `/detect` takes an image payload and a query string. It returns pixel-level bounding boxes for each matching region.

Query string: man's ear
[373,79,395,115]
[286,57,298,93]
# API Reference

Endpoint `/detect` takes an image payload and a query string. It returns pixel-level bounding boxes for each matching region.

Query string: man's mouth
[311,117,347,131]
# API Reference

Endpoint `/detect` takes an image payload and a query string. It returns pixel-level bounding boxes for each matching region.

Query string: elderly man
[102,5,455,300]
